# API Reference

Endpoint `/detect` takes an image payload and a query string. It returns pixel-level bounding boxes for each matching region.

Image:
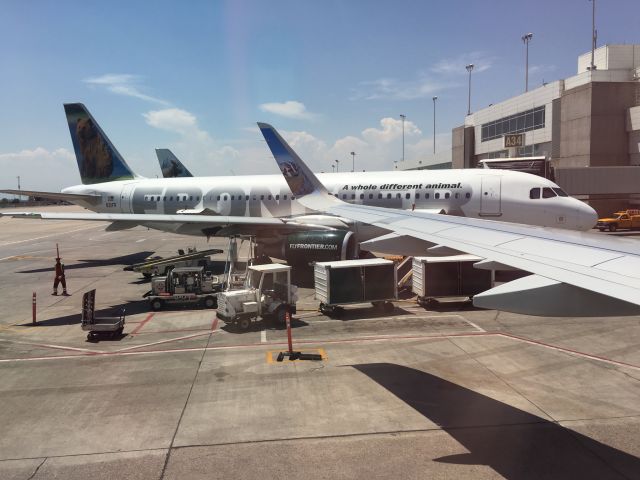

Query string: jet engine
[259,231,358,265]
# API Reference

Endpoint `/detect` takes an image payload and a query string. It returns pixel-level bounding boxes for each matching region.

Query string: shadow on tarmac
[20,300,151,327]
[221,317,309,334]
[17,251,155,273]
[352,363,640,479]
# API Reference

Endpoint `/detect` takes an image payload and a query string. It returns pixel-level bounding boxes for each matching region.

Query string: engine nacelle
[260,231,358,265]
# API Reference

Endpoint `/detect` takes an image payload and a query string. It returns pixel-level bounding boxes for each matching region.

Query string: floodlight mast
[522,32,533,92]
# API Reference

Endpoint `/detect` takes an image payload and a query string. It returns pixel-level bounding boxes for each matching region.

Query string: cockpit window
[529,188,540,199]
[552,188,568,197]
[542,187,556,198]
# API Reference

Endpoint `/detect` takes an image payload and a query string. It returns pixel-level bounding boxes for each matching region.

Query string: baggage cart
[314,259,397,315]
[412,255,492,307]
[81,289,126,340]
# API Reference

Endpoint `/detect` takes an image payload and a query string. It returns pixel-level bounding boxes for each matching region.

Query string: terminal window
[481,106,545,142]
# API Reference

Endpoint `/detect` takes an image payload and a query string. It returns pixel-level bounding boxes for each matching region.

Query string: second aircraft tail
[155,149,194,178]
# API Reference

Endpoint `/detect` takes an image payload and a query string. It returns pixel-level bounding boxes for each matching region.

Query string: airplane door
[480,176,501,216]
[120,183,136,213]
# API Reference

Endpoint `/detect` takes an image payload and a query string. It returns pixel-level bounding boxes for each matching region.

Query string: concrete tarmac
[0,206,639,479]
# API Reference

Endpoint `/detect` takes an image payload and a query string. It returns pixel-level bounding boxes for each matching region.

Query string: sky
[1,0,639,192]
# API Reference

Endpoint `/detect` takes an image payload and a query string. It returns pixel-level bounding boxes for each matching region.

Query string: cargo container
[314,259,397,315]
[412,255,493,307]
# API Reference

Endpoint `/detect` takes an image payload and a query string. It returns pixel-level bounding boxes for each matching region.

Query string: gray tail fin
[64,103,136,184]
[155,149,194,178]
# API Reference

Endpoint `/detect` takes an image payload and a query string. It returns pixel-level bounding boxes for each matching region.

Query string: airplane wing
[258,122,640,317]
[0,189,100,204]
[0,211,335,236]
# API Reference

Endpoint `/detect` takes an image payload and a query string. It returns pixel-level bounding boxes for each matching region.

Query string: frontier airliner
[1,104,596,264]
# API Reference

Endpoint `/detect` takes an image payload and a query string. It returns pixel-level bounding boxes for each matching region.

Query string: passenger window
[342,194,347,199]
[369,194,373,199]
[170,196,173,201]
[291,196,295,200]
[529,188,540,199]
[231,195,235,200]
[387,193,392,199]
[552,188,568,197]
[360,194,364,199]
[425,193,430,199]
[378,193,382,199]
[197,196,200,201]
[189,196,193,201]
[435,193,440,199]
[416,193,420,199]
[465,193,470,199]
[283,195,287,200]
[260,195,264,200]
[351,194,356,199]
[223,195,228,201]
[542,187,556,198]
[445,192,450,199]
[455,193,459,199]
[246,195,250,200]
[275,195,279,200]
[216,195,220,201]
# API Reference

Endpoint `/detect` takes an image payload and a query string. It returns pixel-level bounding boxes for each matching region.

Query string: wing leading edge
[258,122,640,316]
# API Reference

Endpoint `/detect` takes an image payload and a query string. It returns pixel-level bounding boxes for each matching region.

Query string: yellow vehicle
[596,210,640,232]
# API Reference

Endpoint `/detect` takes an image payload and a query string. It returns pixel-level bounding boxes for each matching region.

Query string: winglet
[257,122,340,210]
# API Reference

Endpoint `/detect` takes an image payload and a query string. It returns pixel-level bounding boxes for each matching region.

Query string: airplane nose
[576,202,597,230]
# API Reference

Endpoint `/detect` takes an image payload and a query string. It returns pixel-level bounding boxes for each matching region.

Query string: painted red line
[133,327,212,335]
[497,333,640,371]
[211,317,219,331]
[130,313,154,335]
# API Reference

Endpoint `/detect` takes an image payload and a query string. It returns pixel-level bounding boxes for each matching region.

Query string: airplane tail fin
[155,149,194,178]
[64,103,137,184]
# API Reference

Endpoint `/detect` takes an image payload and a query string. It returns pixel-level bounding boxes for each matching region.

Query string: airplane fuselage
[63,169,597,239]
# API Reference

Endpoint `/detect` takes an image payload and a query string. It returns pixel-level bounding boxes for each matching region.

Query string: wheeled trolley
[314,259,398,316]
[81,289,126,340]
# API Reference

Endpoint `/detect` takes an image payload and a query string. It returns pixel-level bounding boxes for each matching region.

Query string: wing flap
[473,274,640,317]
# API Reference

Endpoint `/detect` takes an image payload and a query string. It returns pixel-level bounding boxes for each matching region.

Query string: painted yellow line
[266,348,327,364]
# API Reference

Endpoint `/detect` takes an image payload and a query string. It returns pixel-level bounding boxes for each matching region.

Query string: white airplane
[258,122,640,317]
[1,103,596,266]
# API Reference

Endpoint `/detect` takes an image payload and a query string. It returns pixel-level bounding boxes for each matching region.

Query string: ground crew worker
[52,257,69,296]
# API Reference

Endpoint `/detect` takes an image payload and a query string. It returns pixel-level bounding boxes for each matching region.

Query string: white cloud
[84,74,169,105]
[362,117,421,144]
[351,76,445,101]
[143,108,243,175]
[431,52,496,75]
[259,101,317,120]
[143,108,199,135]
[0,147,78,193]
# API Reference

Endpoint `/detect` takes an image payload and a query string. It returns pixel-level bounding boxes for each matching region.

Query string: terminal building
[401,45,640,216]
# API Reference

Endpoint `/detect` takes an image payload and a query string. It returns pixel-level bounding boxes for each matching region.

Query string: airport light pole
[522,32,533,92]
[589,0,597,71]
[350,152,356,172]
[399,114,406,163]
[331,164,335,172]
[334,159,339,172]
[16,176,20,201]
[432,96,438,155]
[465,64,474,115]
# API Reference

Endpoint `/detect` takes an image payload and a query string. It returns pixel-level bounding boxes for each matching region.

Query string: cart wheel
[117,327,124,336]
[276,307,289,325]
[142,273,152,279]
[151,299,163,311]
[204,296,217,309]
[238,317,251,331]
